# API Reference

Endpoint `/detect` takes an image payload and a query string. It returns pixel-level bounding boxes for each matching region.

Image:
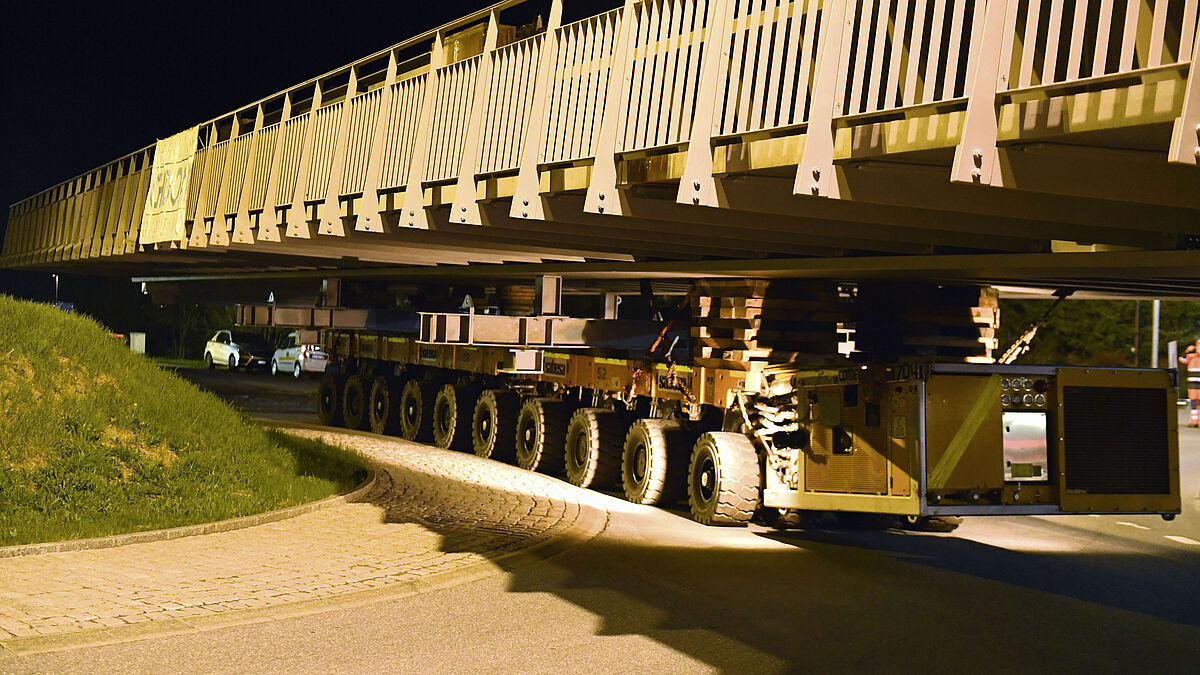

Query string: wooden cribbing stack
[690,281,999,368]
[851,284,999,363]
[690,280,847,371]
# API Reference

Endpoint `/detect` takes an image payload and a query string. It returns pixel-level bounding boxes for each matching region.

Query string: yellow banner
[140,126,198,245]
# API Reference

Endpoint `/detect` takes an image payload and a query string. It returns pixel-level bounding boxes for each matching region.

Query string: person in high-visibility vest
[1181,340,1200,427]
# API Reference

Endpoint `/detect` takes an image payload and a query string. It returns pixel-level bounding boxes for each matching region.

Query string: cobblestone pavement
[0,426,608,657]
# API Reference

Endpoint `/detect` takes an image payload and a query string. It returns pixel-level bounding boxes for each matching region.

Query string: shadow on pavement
[356,448,1200,672]
[760,523,1200,626]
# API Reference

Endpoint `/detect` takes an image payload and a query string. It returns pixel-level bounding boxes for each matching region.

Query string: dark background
[0,0,494,302]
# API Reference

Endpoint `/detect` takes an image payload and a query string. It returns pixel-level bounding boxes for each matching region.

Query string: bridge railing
[479,34,545,175]
[542,9,622,165]
[379,72,430,193]
[715,0,825,138]
[3,0,1197,269]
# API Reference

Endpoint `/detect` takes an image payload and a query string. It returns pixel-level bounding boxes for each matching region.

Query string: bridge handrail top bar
[8,0,534,213]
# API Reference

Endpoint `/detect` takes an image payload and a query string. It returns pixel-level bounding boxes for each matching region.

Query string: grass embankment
[0,295,366,547]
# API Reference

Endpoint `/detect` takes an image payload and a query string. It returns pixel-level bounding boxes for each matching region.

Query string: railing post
[399,32,448,230]
[356,52,400,233]
[450,11,502,226]
[187,126,215,249]
[584,0,638,217]
[510,0,564,222]
[318,69,358,237]
[124,150,154,254]
[209,116,242,246]
[104,160,131,256]
[98,163,124,256]
[232,104,266,244]
[1168,35,1200,165]
[795,0,853,199]
[952,0,1013,186]
[285,85,324,239]
[64,180,81,260]
[258,94,293,243]
[87,165,115,258]
[111,158,136,254]
[677,0,735,209]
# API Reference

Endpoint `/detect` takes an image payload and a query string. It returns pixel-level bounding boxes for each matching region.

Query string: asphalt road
[39,366,1193,673]
[166,363,320,422]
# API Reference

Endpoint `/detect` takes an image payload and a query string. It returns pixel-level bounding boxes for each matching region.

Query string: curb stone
[0,471,377,559]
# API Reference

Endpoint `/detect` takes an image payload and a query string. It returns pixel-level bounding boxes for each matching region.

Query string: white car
[204,330,273,372]
[271,331,327,378]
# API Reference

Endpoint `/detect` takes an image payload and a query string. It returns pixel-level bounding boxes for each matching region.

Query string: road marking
[1116,521,1150,530]
[1164,536,1200,546]
[1087,514,1101,517]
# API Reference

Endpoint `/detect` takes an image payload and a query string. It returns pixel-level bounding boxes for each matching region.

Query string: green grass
[0,295,366,547]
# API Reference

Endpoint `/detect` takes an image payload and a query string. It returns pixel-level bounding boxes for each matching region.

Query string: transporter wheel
[564,408,623,489]
[342,375,369,430]
[433,383,477,451]
[399,378,437,442]
[368,375,400,435]
[473,389,519,461]
[317,373,346,427]
[515,398,569,475]
[687,432,761,526]
[622,418,689,506]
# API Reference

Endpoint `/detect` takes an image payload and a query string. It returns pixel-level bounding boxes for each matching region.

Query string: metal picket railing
[2,0,1196,269]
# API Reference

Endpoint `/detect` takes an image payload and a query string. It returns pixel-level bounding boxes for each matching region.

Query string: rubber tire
[270,359,279,376]
[293,360,302,379]
[473,389,519,461]
[368,375,400,435]
[399,378,436,442]
[204,353,214,369]
[317,373,346,427]
[688,432,761,526]
[228,354,238,372]
[433,383,477,451]
[515,398,569,475]
[564,408,623,489]
[342,375,369,430]
[622,418,689,506]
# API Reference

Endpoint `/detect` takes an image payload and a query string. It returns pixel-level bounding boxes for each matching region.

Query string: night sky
[0,0,496,297]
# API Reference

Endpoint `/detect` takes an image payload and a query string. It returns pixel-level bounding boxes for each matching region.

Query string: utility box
[129,332,146,354]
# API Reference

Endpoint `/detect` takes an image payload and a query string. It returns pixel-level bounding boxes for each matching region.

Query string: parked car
[271,331,327,378]
[204,330,273,372]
